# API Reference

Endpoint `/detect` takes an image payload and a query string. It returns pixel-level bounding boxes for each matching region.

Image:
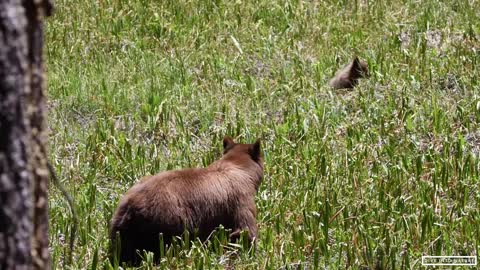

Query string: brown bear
[329,57,369,89]
[110,136,263,265]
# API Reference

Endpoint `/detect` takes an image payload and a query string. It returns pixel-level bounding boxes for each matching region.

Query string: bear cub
[110,136,263,265]
[329,57,369,89]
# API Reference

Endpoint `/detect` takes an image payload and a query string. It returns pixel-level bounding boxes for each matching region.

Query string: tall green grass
[46,0,479,269]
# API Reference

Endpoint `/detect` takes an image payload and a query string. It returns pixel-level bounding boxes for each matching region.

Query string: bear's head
[221,136,263,181]
[349,57,369,80]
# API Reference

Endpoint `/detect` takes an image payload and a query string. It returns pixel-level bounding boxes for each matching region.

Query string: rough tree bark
[0,0,53,269]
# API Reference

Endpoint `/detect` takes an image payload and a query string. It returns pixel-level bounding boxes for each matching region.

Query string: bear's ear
[350,57,361,74]
[350,57,368,78]
[250,139,262,161]
[353,56,360,65]
[223,136,235,151]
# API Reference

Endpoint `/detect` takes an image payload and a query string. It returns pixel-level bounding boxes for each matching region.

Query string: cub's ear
[250,139,262,161]
[223,136,235,151]
[353,56,360,65]
[350,57,364,77]
[351,57,360,71]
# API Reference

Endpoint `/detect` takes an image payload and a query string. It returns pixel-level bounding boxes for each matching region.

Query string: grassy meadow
[46,0,480,269]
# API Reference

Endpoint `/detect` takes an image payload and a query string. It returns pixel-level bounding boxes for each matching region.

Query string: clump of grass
[47,0,479,269]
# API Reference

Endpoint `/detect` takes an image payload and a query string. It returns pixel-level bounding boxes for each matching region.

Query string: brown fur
[110,136,263,265]
[329,57,369,89]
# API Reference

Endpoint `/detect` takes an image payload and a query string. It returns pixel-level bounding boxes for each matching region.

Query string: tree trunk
[0,0,53,269]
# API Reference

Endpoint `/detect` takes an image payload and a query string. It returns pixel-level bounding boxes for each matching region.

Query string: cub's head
[349,57,369,80]
[222,136,263,170]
